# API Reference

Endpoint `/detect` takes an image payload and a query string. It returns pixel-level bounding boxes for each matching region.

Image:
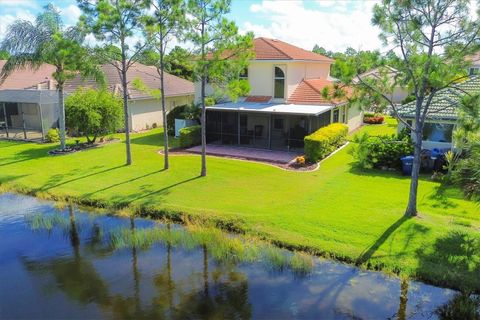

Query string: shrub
[349,132,414,170]
[453,143,480,201]
[363,116,384,124]
[179,125,201,148]
[45,128,60,143]
[65,88,123,143]
[304,123,349,162]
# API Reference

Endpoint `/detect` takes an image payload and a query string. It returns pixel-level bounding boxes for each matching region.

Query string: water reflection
[0,193,472,319]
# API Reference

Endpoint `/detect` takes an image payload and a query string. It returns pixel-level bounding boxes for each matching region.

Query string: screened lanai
[0,90,59,141]
[206,102,334,151]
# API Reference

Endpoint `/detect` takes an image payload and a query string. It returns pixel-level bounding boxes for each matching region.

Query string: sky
[0,0,387,53]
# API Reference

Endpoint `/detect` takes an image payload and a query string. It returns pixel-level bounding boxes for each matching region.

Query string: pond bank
[1,183,479,294]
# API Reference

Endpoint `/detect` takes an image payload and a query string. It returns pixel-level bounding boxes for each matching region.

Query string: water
[0,193,462,319]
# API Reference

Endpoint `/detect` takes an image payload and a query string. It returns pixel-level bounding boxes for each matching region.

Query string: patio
[0,128,43,141]
[186,144,302,164]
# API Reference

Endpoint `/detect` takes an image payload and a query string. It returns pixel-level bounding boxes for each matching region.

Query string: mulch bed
[48,138,120,156]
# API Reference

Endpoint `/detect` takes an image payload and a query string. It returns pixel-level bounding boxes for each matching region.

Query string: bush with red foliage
[363,115,384,124]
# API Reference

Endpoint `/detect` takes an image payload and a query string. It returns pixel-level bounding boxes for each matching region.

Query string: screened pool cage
[0,90,60,141]
[206,110,332,151]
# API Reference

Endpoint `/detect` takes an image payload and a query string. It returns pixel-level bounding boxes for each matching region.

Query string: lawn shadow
[107,175,202,207]
[416,230,480,292]
[36,165,125,192]
[348,165,435,183]
[426,184,459,210]
[357,216,411,264]
[82,169,166,198]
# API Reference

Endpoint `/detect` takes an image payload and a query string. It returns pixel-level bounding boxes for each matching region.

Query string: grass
[1,117,479,291]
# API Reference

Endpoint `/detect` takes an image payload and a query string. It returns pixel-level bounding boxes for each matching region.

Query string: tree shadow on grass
[348,165,434,183]
[416,230,480,292]
[357,216,412,265]
[426,184,460,210]
[82,169,166,198]
[36,165,125,192]
[107,175,202,208]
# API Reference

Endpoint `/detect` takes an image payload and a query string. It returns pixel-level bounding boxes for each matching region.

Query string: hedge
[304,123,349,162]
[179,125,201,148]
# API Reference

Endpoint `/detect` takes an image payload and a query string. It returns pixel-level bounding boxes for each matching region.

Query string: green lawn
[0,118,479,291]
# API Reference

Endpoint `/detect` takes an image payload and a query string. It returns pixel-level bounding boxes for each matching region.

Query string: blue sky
[0,0,385,53]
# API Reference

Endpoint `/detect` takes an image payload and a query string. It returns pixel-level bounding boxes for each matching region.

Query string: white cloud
[61,4,82,26]
[0,0,38,7]
[242,0,383,53]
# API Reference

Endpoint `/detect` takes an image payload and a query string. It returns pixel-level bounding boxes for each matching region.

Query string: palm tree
[0,4,100,150]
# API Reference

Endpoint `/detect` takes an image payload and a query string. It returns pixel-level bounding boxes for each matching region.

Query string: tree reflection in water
[23,208,252,319]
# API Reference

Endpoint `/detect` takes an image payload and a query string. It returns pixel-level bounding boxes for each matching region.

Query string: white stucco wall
[346,105,363,132]
[129,95,194,131]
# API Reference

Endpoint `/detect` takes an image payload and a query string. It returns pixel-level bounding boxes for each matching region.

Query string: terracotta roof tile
[287,79,348,105]
[0,60,56,90]
[244,95,271,103]
[253,38,333,62]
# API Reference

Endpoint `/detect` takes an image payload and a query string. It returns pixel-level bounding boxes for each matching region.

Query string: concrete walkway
[186,144,302,164]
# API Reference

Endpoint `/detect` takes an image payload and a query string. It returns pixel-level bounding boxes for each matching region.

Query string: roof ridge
[260,38,293,60]
[302,79,323,94]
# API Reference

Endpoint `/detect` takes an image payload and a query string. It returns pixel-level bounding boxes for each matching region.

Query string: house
[465,52,480,75]
[397,76,480,150]
[196,37,362,151]
[64,63,195,131]
[354,66,409,105]
[0,61,195,140]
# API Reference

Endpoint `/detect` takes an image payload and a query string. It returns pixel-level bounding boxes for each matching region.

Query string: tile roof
[64,62,194,99]
[397,76,480,120]
[287,79,348,105]
[244,95,271,103]
[253,38,333,62]
[0,60,56,90]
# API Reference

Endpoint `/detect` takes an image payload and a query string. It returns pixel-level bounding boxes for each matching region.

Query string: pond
[0,193,468,319]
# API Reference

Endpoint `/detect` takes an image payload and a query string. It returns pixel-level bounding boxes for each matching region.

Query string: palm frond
[0,53,44,83]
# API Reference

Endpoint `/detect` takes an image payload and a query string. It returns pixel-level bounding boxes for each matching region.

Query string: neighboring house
[196,37,362,151]
[397,76,480,150]
[465,52,480,76]
[353,66,409,105]
[65,63,194,131]
[0,61,195,140]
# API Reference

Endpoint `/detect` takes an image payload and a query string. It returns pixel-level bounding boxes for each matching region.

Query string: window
[469,67,480,76]
[239,68,248,80]
[342,107,347,123]
[422,122,454,143]
[333,108,339,123]
[274,67,285,99]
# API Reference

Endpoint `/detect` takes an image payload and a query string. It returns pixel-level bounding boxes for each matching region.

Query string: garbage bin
[400,156,414,175]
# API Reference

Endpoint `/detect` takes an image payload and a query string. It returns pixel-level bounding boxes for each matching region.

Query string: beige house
[66,63,194,132]
[196,38,362,151]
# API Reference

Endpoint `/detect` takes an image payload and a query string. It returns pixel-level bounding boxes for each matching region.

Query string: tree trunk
[58,83,66,150]
[121,53,132,165]
[200,18,207,177]
[405,129,422,217]
[159,40,169,170]
[200,75,207,177]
